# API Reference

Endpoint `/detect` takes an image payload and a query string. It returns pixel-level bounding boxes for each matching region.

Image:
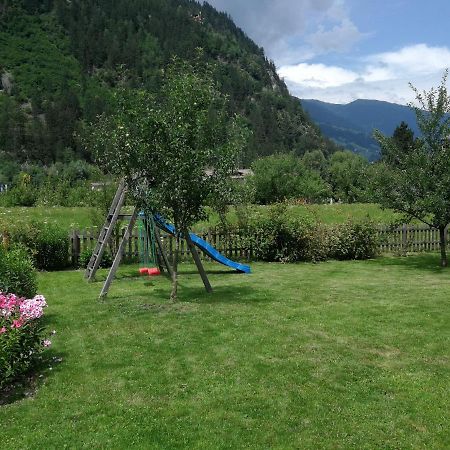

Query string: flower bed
[0,292,52,390]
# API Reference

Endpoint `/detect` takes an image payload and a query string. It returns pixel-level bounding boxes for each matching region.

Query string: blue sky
[205,0,450,104]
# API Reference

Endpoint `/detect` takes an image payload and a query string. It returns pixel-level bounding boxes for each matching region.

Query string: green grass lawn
[1,255,449,449]
[197,203,403,230]
[0,203,402,233]
[0,206,97,230]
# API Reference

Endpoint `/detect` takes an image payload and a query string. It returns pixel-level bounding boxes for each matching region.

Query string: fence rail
[69,224,449,266]
[69,227,254,266]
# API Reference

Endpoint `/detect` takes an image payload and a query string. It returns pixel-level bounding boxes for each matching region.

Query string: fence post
[401,223,407,255]
[71,229,80,267]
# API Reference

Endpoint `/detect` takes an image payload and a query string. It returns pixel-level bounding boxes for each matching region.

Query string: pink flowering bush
[0,291,52,389]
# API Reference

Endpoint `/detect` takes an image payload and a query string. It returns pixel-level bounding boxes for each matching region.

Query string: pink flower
[43,339,52,348]
[0,326,7,334]
[11,318,24,329]
[0,292,22,318]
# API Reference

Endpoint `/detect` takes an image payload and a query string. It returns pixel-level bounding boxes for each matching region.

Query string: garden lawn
[197,203,405,230]
[1,203,403,234]
[1,255,449,449]
[0,206,95,230]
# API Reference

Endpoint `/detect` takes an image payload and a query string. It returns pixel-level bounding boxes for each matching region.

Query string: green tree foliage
[373,71,450,266]
[328,151,369,203]
[0,4,83,163]
[301,149,328,176]
[385,121,418,166]
[87,58,248,299]
[251,154,331,204]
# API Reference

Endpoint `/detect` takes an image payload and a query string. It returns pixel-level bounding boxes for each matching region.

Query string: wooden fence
[69,227,254,266]
[377,224,446,254]
[69,224,449,266]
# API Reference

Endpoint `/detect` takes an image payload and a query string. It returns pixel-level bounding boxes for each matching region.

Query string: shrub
[0,220,69,271]
[0,292,52,390]
[330,221,379,260]
[78,247,113,269]
[250,154,331,204]
[239,206,378,263]
[35,181,98,207]
[284,218,330,263]
[243,204,330,263]
[32,223,70,271]
[0,185,38,207]
[0,245,37,298]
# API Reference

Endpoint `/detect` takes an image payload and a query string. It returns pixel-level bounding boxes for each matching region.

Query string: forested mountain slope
[301,99,419,161]
[0,0,337,167]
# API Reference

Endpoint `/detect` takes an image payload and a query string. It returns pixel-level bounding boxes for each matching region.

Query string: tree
[250,153,330,204]
[87,58,248,299]
[384,121,418,167]
[301,149,327,176]
[327,151,369,203]
[373,71,450,267]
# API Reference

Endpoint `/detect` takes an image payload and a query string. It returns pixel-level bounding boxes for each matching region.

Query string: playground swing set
[84,180,251,299]
[137,213,161,277]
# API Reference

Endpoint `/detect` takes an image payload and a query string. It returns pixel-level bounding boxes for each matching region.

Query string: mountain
[0,0,337,167]
[301,99,420,161]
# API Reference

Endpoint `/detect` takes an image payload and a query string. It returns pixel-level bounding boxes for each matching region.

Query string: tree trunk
[170,234,180,301]
[439,225,447,268]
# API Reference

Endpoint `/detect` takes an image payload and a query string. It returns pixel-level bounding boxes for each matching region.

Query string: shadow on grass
[369,253,448,273]
[176,269,246,276]
[105,281,269,310]
[176,283,268,305]
[93,262,253,280]
[0,348,67,406]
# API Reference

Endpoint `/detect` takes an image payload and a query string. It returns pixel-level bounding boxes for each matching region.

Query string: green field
[0,203,403,232]
[1,256,449,448]
[197,203,403,230]
[0,206,97,230]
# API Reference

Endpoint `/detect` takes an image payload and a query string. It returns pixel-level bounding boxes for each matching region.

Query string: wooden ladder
[84,179,127,282]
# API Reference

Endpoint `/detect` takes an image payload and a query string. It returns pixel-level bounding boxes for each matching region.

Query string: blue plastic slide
[153,214,251,274]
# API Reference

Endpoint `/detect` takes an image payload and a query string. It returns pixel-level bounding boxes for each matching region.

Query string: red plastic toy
[139,267,161,276]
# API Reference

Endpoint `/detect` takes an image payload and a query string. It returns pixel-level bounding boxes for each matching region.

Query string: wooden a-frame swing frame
[85,181,212,299]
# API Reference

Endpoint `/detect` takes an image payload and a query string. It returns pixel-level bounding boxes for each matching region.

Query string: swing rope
[138,213,160,274]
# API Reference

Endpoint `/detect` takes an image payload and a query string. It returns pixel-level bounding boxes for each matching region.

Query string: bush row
[0,181,116,208]
[0,207,379,272]
[0,220,69,271]
[231,205,379,263]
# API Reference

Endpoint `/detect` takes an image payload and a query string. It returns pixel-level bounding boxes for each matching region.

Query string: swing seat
[139,267,150,275]
[147,267,161,276]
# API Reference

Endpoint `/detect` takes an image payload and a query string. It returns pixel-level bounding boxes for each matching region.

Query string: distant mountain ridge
[301,99,420,161]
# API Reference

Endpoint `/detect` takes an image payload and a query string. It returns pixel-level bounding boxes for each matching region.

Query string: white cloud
[204,0,363,62]
[279,63,358,88]
[306,18,364,54]
[279,44,450,104]
[365,44,450,76]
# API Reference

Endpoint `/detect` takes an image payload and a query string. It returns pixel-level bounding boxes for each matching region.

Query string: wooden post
[154,226,174,279]
[402,223,408,255]
[71,230,80,267]
[99,207,138,299]
[184,230,212,293]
